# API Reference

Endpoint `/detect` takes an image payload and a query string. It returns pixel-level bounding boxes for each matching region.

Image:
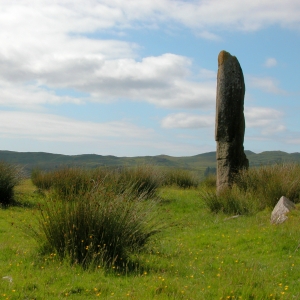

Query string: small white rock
[2,276,13,283]
[271,196,295,224]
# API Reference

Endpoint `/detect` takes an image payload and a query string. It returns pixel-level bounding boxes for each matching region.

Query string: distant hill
[0,150,300,177]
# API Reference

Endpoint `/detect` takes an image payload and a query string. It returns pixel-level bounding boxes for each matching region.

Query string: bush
[201,163,300,214]
[235,163,300,208]
[31,165,161,200]
[50,167,93,197]
[112,165,162,198]
[0,162,24,205]
[31,168,53,190]
[31,167,94,197]
[34,187,162,269]
[163,168,199,188]
[201,186,258,215]
[200,174,216,190]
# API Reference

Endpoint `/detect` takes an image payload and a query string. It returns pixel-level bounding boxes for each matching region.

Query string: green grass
[1,176,300,299]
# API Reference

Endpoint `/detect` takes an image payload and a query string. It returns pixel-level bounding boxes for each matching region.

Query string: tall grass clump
[34,187,162,269]
[111,165,162,198]
[31,167,93,196]
[162,168,199,188]
[0,161,24,205]
[201,186,259,215]
[31,165,161,200]
[48,167,92,197]
[201,163,300,214]
[235,163,300,208]
[200,174,216,190]
[31,168,54,190]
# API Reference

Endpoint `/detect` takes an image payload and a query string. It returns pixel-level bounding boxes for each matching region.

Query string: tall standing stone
[215,50,248,193]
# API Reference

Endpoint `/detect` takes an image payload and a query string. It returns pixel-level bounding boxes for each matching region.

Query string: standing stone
[215,50,248,193]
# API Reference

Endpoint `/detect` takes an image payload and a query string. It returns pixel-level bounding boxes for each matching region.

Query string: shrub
[31,165,161,200]
[31,168,53,190]
[163,168,199,188]
[31,167,94,197]
[201,163,300,214]
[112,165,162,198]
[34,187,162,269]
[0,162,24,205]
[50,167,93,197]
[235,163,300,208]
[200,174,216,190]
[201,186,258,215]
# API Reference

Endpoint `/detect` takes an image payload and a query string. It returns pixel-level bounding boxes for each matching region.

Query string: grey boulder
[270,196,295,224]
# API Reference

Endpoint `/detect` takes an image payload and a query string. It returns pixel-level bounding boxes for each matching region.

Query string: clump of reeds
[201,163,300,214]
[31,165,165,268]
[109,165,162,199]
[162,168,199,188]
[33,183,162,269]
[235,163,300,208]
[0,161,24,205]
[31,165,162,199]
[31,167,93,196]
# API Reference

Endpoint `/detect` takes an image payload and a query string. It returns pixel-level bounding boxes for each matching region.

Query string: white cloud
[264,57,277,68]
[0,48,216,109]
[0,110,212,156]
[198,69,217,80]
[161,106,286,135]
[286,137,300,145]
[105,0,300,32]
[86,55,216,108]
[1,1,299,43]
[0,1,297,83]
[0,111,153,142]
[196,31,222,41]
[0,1,221,110]
[245,107,286,135]
[281,131,300,146]
[0,1,297,156]
[0,1,296,112]
[0,80,83,109]
[247,76,286,95]
[161,113,214,129]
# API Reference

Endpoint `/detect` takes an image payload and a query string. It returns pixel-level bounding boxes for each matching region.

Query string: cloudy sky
[1,0,299,157]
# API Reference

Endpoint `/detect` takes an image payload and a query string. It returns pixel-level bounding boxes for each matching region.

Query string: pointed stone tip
[218,50,232,66]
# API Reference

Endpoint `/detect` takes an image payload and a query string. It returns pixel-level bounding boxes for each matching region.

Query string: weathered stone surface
[215,50,248,193]
[271,196,295,224]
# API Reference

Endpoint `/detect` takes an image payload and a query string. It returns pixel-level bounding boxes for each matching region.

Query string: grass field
[1,177,300,299]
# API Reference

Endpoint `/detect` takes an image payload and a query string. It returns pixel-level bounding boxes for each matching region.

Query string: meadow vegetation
[161,168,199,189]
[202,163,300,215]
[0,162,24,206]
[0,163,300,299]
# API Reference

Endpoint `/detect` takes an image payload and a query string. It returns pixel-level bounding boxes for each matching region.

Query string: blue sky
[0,0,299,157]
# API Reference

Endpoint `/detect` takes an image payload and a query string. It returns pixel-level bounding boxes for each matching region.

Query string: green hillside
[0,150,300,177]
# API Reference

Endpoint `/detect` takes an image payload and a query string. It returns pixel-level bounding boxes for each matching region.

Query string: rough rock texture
[271,196,296,224]
[215,50,249,193]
